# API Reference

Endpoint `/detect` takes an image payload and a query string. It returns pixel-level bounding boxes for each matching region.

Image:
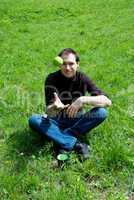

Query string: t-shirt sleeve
[82,73,108,96]
[44,75,58,106]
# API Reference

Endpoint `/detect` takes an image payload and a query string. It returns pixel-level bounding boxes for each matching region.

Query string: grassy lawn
[0,0,134,199]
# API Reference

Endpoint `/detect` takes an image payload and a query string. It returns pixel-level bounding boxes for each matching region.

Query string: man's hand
[46,93,69,117]
[53,92,69,110]
[66,97,83,118]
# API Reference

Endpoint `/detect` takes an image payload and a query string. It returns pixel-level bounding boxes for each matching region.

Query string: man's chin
[63,72,75,78]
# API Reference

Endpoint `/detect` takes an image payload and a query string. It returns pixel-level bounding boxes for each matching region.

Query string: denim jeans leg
[63,107,108,137]
[28,114,77,150]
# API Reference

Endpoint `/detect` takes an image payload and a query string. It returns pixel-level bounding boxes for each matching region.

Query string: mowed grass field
[0,0,134,199]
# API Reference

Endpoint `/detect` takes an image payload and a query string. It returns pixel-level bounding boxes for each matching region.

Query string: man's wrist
[78,96,88,105]
[79,96,90,105]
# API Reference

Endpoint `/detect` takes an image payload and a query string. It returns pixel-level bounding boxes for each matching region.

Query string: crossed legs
[29,107,108,151]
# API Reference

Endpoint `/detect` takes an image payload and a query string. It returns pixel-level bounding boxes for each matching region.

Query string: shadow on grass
[5,126,98,173]
[6,128,53,173]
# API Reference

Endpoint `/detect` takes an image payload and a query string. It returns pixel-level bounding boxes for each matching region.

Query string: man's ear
[77,62,80,68]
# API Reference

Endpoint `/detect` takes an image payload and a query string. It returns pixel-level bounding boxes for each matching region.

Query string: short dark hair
[58,48,80,63]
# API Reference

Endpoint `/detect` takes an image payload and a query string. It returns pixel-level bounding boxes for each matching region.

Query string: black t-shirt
[45,70,106,106]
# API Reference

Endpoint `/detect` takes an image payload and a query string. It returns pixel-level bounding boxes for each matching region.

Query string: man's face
[60,53,79,78]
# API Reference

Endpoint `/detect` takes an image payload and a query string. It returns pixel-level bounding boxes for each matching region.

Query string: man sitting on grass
[29,48,112,159]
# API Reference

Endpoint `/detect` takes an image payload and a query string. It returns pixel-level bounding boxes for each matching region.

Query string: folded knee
[28,114,41,128]
[91,107,108,121]
[100,108,108,120]
[96,107,108,120]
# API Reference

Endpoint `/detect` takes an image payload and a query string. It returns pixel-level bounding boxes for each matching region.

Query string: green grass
[0,0,134,199]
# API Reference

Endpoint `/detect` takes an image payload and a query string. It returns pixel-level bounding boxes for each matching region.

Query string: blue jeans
[28,107,108,151]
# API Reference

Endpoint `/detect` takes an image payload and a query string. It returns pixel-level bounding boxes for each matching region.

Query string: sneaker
[75,141,90,160]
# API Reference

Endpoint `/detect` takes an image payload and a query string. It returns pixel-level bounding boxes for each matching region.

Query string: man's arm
[46,93,69,117]
[66,73,111,118]
[79,95,112,107]
[66,95,112,118]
